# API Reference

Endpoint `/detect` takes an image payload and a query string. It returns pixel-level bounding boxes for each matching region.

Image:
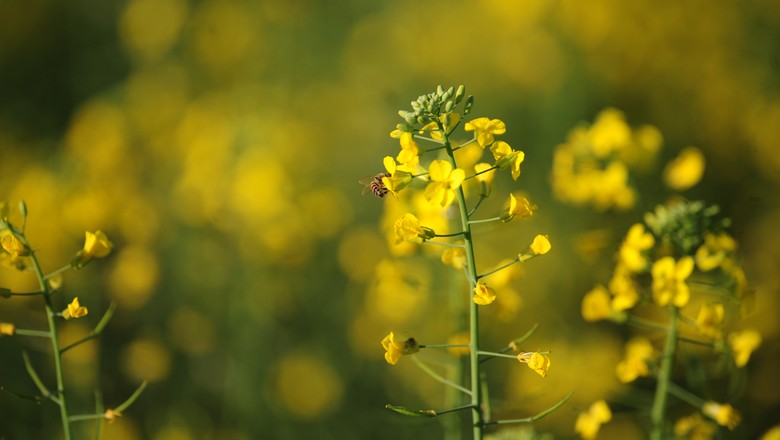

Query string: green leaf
[385,404,437,417]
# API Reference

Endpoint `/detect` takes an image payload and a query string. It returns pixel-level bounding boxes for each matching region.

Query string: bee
[359,172,392,198]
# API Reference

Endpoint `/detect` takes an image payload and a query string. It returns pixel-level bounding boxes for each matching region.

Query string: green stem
[420,343,470,349]
[468,217,501,225]
[467,191,487,218]
[650,306,679,440]
[439,120,484,439]
[667,382,706,408]
[477,257,520,280]
[44,263,73,281]
[411,356,472,396]
[437,403,478,416]
[14,328,52,338]
[27,245,72,440]
[435,231,466,238]
[464,165,499,181]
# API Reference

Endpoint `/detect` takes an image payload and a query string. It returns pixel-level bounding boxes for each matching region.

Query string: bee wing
[358,176,373,195]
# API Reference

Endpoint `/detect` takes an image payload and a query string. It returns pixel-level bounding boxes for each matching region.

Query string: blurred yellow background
[1,0,779,438]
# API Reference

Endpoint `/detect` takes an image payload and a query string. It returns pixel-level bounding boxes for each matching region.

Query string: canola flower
[575,400,612,439]
[375,86,561,438]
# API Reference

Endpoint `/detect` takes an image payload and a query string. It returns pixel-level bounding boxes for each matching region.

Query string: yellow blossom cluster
[551,108,662,211]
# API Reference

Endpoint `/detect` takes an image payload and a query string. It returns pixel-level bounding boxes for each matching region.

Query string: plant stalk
[440,120,483,439]
[650,306,679,440]
[28,248,72,440]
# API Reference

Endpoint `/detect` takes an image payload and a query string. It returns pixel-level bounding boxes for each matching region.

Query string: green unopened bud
[411,101,421,111]
[436,85,444,96]
[454,85,466,103]
[396,123,414,133]
[444,101,454,113]
[18,200,27,220]
[442,113,451,128]
[399,110,418,126]
[444,86,454,100]
[464,95,474,115]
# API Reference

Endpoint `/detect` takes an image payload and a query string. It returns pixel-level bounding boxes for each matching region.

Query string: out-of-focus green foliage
[1,0,779,438]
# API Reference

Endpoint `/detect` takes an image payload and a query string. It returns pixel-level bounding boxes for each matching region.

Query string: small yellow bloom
[761,425,780,440]
[728,329,761,367]
[0,322,15,336]
[392,213,434,245]
[381,156,413,197]
[396,132,420,167]
[501,194,535,222]
[581,285,613,322]
[1,231,27,257]
[608,266,639,311]
[663,146,705,191]
[575,400,612,440]
[618,223,655,272]
[674,413,716,439]
[62,297,89,320]
[441,247,467,270]
[104,408,122,422]
[517,351,550,378]
[381,331,420,365]
[83,231,113,259]
[490,141,525,180]
[616,336,655,383]
[702,401,741,430]
[529,235,551,255]
[651,256,694,307]
[472,281,496,305]
[695,233,736,272]
[464,117,506,147]
[696,303,724,340]
[424,160,465,207]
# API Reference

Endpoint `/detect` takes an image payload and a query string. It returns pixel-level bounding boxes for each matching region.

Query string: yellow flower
[104,409,122,422]
[695,233,736,272]
[728,329,761,367]
[517,351,550,378]
[441,247,467,270]
[674,413,716,439]
[618,223,655,272]
[472,281,496,305]
[575,400,612,440]
[62,297,89,320]
[464,117,506,147]
[581,285,613,322]
[0,322,15,336]
[392,213,434,245]
[1,230,27,257]
[616,337,655,383]
[501,194,535,222]
[490,141,525,180]
[663,146,705,191]
[424,160,465,207]
[83,231,114,259]
[651,256,694,307]
[381,156,413,196]
[529,235,551,255]
[695,303,724,339]
[589,108,631,158]
[702,401,741,430]
[381,331,420,365]
[608,265,639,311]
[396,132,420,167]
[761,425,780,440]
